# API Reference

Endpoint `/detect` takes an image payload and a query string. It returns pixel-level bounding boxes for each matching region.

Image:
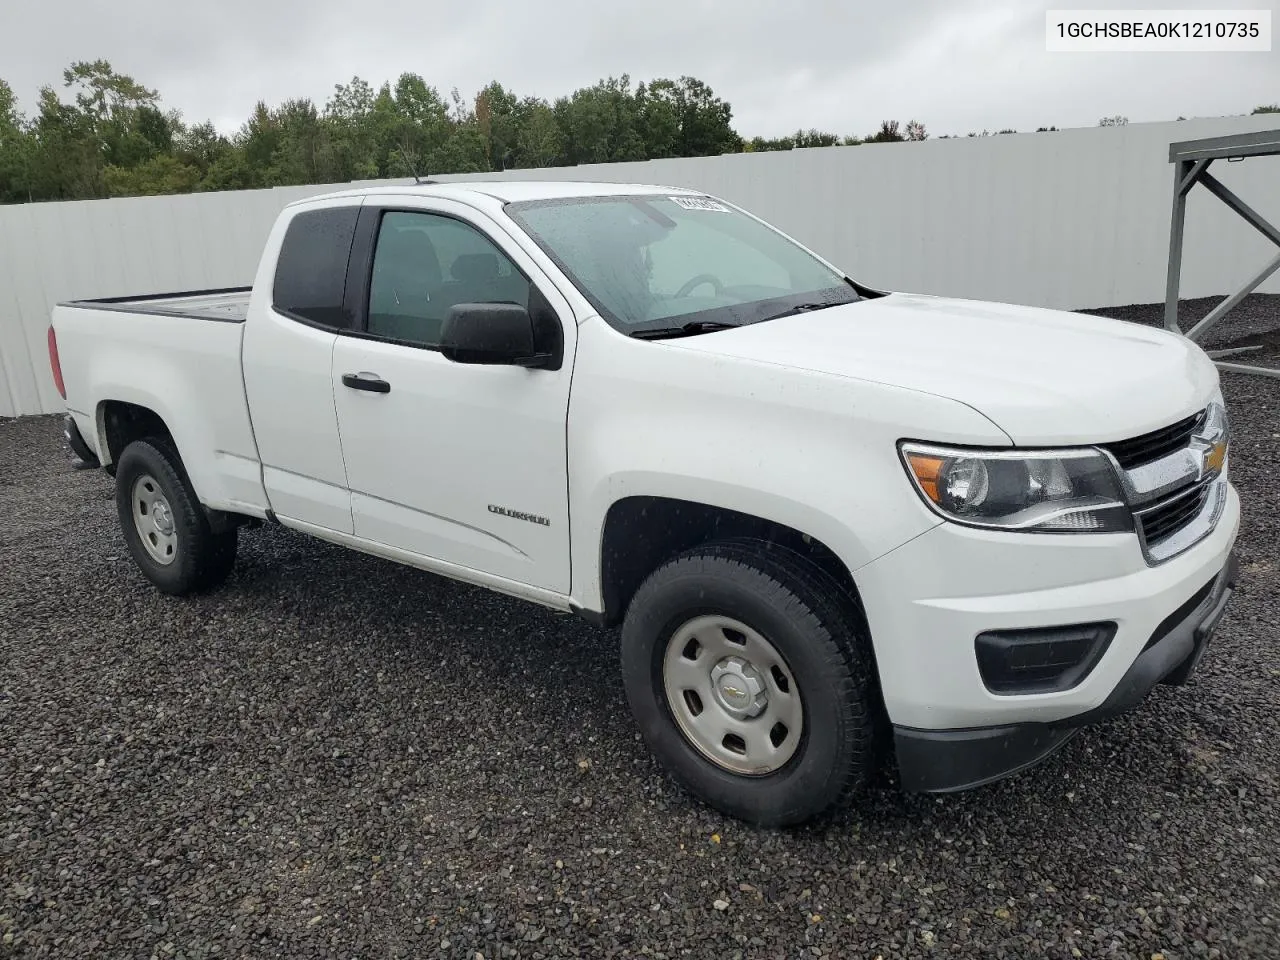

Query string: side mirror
[439,302,548,367]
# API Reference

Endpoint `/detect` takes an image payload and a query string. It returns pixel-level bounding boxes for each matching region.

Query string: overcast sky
[2,0,1275,138]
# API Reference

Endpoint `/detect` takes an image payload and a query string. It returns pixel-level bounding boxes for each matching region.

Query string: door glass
[367,211,530,347]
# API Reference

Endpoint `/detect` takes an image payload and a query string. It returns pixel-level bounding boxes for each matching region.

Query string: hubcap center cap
[717,675,750,708]
[152,501,174,535]
[709,657,768,718]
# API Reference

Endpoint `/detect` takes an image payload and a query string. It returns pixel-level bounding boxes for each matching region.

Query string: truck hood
[668,293,1219,445]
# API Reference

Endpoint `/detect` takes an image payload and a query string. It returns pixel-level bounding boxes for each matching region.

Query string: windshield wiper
[629,321,741,340]
[757,301,840,323]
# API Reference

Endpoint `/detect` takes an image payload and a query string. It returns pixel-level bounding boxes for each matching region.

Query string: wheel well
[597,496,861,627]
[98,401,176,472]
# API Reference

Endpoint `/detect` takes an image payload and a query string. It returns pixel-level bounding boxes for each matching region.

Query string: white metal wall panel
[2,114,1278,416]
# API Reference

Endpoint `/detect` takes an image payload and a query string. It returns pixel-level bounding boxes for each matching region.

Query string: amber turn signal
[905,452,946,504]
[1204,439,1228,475]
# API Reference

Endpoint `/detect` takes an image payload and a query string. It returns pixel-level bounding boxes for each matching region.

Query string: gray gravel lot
[3,299,1279,959]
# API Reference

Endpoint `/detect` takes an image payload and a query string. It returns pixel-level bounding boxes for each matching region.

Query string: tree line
[0,62,934,204]
[1,61,1274,204]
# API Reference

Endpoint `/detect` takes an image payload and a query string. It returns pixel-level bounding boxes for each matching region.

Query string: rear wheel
[115,439,237,595]
[620,541,880,826]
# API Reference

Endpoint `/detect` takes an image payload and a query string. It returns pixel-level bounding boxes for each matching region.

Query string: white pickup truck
[50,180,1240,826]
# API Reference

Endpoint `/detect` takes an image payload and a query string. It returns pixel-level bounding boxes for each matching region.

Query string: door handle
[342,373,391,394]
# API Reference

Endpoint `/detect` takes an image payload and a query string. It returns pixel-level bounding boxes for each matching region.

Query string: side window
[367,211,530,347]
[272,206,360,328]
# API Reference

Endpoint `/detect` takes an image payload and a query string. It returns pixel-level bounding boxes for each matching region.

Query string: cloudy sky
[2,0,1275,138]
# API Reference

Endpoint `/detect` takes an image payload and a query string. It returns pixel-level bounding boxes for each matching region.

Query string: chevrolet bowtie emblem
[1204,438,1228,475]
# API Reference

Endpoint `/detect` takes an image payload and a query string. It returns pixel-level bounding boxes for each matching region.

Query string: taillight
[48,325,66,399]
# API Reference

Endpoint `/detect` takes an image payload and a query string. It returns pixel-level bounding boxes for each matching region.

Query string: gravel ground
[3,300,1280,960]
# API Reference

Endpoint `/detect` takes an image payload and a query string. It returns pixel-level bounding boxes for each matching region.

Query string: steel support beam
[1170,129,1280,163]
[1186,251,1280,342]
[1164,159,1195,332]
[1198,172,1280,249]
[1213,361,1280,380]
[1164,129,1280,378]
[1178,159,1211,196]
[1207,345,1263,360]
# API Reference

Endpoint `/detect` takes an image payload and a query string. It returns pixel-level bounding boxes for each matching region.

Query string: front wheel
[115,439,237,595]
[620,541,880,826]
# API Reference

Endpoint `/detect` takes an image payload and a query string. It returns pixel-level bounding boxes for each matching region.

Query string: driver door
[331,199,576,594]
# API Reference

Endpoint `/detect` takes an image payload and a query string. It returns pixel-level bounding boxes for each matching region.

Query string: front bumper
[853,479,1240,792]
[894,551,1239,792]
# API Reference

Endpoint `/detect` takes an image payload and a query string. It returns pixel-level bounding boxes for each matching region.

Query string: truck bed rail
[59,286,252,323]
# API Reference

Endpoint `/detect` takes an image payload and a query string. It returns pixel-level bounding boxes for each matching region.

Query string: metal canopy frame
[1165,129,1280,380]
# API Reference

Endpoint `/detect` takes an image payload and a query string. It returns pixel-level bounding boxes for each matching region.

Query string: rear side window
[272,206,360,328]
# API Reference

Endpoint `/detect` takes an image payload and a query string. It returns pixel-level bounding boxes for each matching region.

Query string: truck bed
[52,289,269,519]
[61,287,252,323]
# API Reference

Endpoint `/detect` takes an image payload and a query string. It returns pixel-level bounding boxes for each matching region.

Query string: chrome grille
[1106,403,1227,565]
[1101,410,1206,471]
[1136,480,1212,546]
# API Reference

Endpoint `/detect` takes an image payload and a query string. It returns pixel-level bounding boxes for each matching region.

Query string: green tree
[8,63,949,202]
[269,98,335,184]
[744,135,794,152]
[644,77,740,157]
[27,86,104,199]
[14,61,189,200]
[383,74,451,176]
[554,75,645,165]
[635,80,681,158]
[0,79,33,202]
[475,81,521,170]
[866,120,904,143]
[324,77,379,181]
[62,60,158,121]
[236,101,280,186]
[173,120,232,175]
[427,121,489,174]
[104,154,201,195]
[513,98,562,168]
[792,129,840,148]
[200,146,256,192]
[63,60,168,171]
[1252,104,1280,114]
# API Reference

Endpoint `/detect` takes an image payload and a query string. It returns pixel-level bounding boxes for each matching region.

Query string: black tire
[621,540,880,827]
[114,438,237,595]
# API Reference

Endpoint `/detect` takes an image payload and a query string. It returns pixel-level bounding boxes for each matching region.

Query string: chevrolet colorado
[49,181,1240,825]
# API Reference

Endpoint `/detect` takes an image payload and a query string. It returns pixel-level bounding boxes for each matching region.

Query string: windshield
[505,195,858,335]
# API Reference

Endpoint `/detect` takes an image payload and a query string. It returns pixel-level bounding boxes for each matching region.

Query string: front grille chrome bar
[1097,402,1228,565]
[1135,475,1229,564]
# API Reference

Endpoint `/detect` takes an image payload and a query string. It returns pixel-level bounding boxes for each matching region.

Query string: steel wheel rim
[662,614,804,775]
[131,474,178,566]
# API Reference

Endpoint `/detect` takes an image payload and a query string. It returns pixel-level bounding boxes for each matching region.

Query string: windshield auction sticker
[1046,9,1271,51]
[670,197,731,212]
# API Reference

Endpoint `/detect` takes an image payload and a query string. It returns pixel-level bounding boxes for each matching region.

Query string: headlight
[900,443,1132,533]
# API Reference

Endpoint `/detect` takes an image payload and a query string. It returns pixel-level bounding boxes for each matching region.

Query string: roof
[297,179,703,207]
